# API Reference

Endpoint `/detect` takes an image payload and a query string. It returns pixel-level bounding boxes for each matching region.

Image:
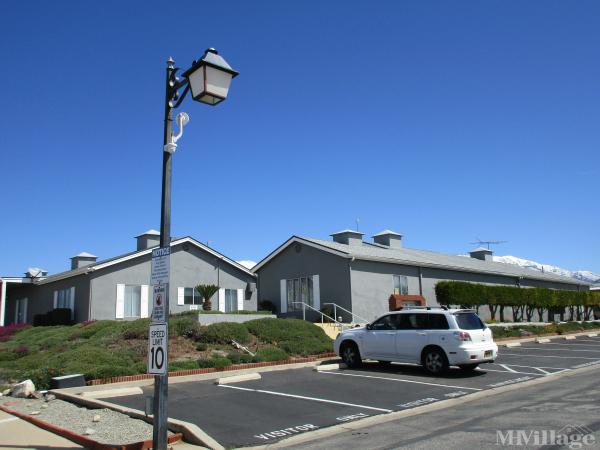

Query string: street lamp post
[154,48,238,450]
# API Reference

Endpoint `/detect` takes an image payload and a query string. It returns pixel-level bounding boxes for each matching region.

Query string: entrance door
[15,298,28,324]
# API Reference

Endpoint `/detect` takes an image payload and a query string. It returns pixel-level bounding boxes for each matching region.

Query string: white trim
[251,236,585,286]
[253,237,350,272]
[0,280,6,326]
[280,279,287,314]
[177,287,185,306]
[140,285,149,318]
[69,287,75,320]
[312,274,320,311]
[115,284,125,319]
[53,291,58,309]
[218,288,226,312]
[237,288,244,312]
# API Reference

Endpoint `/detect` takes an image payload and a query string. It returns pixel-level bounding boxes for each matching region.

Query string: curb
[242,363,600,449]
[314,363,346,372]
[0,404,182,450]
[87,353,336,386]
[216,373,261,385]
[498,330,600,347]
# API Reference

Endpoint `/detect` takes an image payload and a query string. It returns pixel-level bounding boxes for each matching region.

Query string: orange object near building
[388,294,426,311]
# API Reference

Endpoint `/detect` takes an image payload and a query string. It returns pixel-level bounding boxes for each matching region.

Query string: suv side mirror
[366,324,372,331]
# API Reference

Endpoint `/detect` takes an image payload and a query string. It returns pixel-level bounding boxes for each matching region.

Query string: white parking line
[501,353,600,360]
[218,384,393,413]
[517,347,600,353]
[498,364,518,373]
[478,368,545,376]
[500,363,570,370]
[566,339,600,343]
[535,342,600,348]
[319,370,482,391]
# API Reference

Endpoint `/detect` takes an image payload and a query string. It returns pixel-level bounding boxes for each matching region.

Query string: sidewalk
[0,409,84,450]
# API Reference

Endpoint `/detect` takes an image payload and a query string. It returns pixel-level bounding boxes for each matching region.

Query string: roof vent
[373,230,403,249]
[136,229,160,251]
[330,229,364,246]
[70,252,98,270]
[469,247,493,262]
[25,267,48,278]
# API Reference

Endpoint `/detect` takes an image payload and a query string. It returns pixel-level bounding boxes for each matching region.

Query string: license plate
[484,350,493,358]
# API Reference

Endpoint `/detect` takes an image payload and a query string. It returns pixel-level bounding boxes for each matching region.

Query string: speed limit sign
[148,323,168,375]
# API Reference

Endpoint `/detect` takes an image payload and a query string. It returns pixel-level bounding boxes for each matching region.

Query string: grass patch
[491,321,600,339]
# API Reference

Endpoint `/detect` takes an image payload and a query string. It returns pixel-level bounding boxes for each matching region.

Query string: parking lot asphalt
[106,335,600,449]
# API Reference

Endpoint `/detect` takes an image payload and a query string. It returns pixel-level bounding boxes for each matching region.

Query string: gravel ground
[2,397,169,445]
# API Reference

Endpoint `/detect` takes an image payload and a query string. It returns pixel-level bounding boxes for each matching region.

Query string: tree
[195,284,220,311]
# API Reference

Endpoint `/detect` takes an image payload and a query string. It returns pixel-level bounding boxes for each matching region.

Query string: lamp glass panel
[205,66,233,99]
[187,65,205,100]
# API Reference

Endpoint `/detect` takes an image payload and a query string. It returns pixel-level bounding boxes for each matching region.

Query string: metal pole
[153,56,174,450]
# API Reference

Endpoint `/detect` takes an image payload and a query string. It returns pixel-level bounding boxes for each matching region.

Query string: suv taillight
[454,331,472,342]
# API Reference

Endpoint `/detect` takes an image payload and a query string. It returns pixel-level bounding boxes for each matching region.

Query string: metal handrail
[291,302,341,326]
[322,302,368,324]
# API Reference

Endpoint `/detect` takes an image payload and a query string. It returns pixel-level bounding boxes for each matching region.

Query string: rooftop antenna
[469,238,508,251]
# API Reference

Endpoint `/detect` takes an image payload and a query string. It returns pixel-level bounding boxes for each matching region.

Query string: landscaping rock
[44,393,56,402]
[84,428,96,435]
[2,389,10,396]
[93,414,101,422]
[29,411,40,415]
[40,404,48,409]
[12,380,35,398]
[30,391,44,400]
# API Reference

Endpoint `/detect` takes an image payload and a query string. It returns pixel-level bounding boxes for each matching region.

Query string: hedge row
[435,281,600,322]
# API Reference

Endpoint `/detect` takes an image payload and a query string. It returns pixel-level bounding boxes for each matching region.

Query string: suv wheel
[341,342,362,368]
[422,348,449,375]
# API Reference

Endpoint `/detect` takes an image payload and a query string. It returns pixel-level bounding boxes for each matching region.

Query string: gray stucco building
[1,230,257,326]
[253,230,589,322]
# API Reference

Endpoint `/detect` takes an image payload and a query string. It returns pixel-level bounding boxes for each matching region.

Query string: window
[371,314,397,330]
[454,312,485,330]
[427,314,449,330]
[55,288,74,309]
[397,313,428,330]
[393,275,408,295]
[224,289,238,313]
[124,285,141,318]
[184,287,203,305]
[286,277,313,311]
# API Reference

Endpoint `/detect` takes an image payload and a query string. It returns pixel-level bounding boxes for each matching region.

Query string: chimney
[136,229,160,251]
[331,229,364,246]
[469,247,493,262]
[373,230,403,249]
[70,252,97,270]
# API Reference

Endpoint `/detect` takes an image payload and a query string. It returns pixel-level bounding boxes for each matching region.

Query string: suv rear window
[454,312,485,330]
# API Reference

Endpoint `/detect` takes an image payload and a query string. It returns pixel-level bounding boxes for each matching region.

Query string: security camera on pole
[149,49,239,450]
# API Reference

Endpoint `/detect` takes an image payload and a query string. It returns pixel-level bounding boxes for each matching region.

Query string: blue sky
[1,1,599,276]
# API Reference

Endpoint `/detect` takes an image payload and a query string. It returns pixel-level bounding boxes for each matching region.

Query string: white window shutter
[177,287,185,306]
[69,287,75,320]
[237,288,244,312]
[218,288,226,312]
[312,275,320,311]
[116,284,125,319]
[53,291,58,309]
[22,298,28,324]
[280,279,287,314]
[140,285,149,318]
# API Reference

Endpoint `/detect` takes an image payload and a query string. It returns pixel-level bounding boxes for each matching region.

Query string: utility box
[389,294,426,311]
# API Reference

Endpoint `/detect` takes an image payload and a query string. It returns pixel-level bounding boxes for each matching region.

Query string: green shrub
[258,300,277,314]
[198,323,251,345]
[245,318,331,356]
[196,343,208,351]
[22,367,66,390]
[169,360,199,371]
[170,317,202,339]
[197,356,232,369]
[69,321,117,340]
[254,347,288,362]
[121,319,151,339]
[226,352,255,364]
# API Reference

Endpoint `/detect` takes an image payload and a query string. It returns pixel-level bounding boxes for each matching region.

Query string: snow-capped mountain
[493,255,600,285]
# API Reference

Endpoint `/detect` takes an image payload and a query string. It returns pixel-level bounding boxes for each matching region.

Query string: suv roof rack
[400,306,448,311]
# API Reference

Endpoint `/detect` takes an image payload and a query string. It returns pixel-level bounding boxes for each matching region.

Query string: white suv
[333,308,498,375]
